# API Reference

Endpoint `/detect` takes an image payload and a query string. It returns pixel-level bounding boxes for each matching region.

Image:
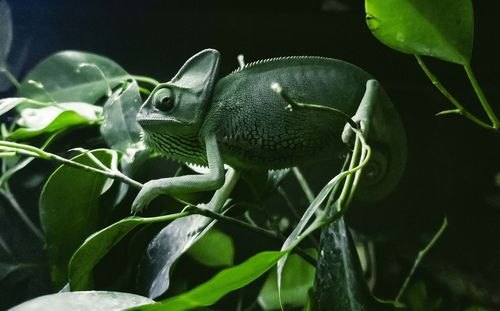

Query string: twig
[394,217,448,303]
[464,63,500,128]
[189,205,317,266]
[414,55,495,131]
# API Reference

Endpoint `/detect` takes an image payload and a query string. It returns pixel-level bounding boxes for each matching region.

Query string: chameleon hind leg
[341,79,381,143]
[131,134,226,214]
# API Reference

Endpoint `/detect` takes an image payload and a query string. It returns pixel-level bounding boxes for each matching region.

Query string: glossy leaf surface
[10,291,153,311]
[365,0,473,64]
[187,229,235,268]
[69,217,144,290]
[8,103,102,140]
[40,150,112,288]
[0,0,12,67]
[258,250,316,310]
[18,51,130,103]
[131,251,287,311]
[100,81,143,154]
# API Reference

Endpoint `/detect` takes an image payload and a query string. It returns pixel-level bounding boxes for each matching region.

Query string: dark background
[2,0,500,309]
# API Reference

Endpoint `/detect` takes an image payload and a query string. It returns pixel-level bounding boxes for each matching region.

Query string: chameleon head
[136,49,220,157]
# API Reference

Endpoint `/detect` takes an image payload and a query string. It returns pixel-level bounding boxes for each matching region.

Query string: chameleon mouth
[136,113,187,127]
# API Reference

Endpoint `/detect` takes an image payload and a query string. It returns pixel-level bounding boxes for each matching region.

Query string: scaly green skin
[133,49,406,213]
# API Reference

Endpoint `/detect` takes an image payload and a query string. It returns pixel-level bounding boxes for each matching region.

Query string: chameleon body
[134,49,406,213]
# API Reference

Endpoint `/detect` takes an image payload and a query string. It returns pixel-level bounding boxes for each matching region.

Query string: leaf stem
[394,217,448,303]
[292,167,315,203]
[414,55,494,131]
[0,140,144,189]
[463,63,500,128]
[0,67,21,89]
[188,205,277,239]
[141,211,193,224]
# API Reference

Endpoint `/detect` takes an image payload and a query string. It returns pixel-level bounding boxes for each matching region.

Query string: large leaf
[0,0,12,67]
[100,81,143,153]
[365,0,473,65]
[100,80,146,205]
[69,210,194,291]
[0,98,35,116]
[130,251,287,311]
[404,281,441,311]
[68,217,144,290]
[312,218,383,311]
[258,250,317,310]
[10,291,154,311]
[8,102,102,140]
[17,51,130,103]
[40,150,113,289]
[187,229,234,268]
[136,213,219,298]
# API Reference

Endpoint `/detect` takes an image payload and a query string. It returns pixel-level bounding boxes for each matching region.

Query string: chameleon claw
[130,181,162,214]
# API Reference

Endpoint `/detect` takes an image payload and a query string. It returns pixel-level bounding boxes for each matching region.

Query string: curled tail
[356,84,407,201]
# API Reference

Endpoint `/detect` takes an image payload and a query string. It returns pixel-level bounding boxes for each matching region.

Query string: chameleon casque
[133,49,406,213]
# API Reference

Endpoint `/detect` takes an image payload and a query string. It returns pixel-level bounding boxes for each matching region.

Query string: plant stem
[187,205,317,265]
[292,167,315,204]
[131,75,160,87]
[0,187,44,240]
[414,55,494,131]
[394,217,448,303]
[0,67,21,89]
[0,140,144,189]
[142,211,193,224]
[463,63,500,129]
[48,152,144,189]
[189,205,277,239]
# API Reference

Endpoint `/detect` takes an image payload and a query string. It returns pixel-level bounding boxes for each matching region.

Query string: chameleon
[132,49,406,213]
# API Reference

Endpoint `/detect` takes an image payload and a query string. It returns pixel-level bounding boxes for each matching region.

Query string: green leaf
[100,81,143,154]
[130,251,287,311]
[17,51,130,103]
[136,213,219,299]
[8,103,102,140]
[69,210,193,291]
[464,306,491,311]
[404,281,441,311]
[365,0,473,65]
[312,218,382,311]
[68,217,144,290]
[0,0,12,67]
[258,250,316,310]
[0,97,49,116]
[40,149,113,289]
[187,229,235,268]
[10,291,154,311]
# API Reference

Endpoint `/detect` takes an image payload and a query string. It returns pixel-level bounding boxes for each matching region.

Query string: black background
[2,0,500,308]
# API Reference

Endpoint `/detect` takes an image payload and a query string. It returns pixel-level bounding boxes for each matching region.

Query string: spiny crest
[228,55,333,75]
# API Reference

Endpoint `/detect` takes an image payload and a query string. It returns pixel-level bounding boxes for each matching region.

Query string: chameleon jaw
[136,113,188,127]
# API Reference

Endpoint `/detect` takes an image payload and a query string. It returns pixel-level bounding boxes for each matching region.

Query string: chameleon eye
[154,88,175,112]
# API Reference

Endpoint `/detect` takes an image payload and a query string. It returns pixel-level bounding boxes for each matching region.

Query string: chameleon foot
[131,180,163,214]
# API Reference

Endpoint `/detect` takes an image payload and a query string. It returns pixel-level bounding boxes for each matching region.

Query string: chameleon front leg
[341,79,380,143]
[131,134,226,214]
